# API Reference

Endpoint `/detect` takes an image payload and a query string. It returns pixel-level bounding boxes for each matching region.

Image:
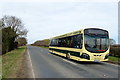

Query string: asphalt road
[27,45,119,78]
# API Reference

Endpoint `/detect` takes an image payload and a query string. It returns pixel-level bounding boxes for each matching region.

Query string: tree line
[0,15,28,54]
[31,39,49,47]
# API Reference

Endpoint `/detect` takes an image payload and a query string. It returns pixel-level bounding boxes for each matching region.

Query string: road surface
[27,45,119,78]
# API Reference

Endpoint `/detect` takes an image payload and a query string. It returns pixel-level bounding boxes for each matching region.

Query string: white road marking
[63,59,77,65]
[27,50,36,79]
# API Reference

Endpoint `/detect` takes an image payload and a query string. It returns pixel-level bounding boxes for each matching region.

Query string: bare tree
[1,15,28,54]
[2,15,28,36]
[16,37,27,46]
[109,38,116,45]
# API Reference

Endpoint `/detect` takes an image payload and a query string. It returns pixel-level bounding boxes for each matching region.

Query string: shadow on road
[49,52,104,65]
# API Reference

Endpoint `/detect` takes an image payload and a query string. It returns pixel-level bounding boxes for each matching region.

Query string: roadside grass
[2,46,26,78]
[0,56,2,79]
[108,56,120,62]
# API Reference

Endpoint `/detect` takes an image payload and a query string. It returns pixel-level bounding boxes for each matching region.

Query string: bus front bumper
[78,59,109,62]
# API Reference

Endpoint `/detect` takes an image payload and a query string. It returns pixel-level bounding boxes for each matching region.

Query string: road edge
[27,49,36,79]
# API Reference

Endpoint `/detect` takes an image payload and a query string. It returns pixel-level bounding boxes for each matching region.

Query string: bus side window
[69,38,72,48]
[72,35,77,48]
[59,38,65,47]
[50,40,53,46]
[52,39,54,46]
[78,34,82,49]
[58,39,61,47]
[66,36,72,48]
[72,34,82,49]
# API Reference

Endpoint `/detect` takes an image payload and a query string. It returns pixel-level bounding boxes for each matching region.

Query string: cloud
[0,2,118,44]
[0,0,119,3]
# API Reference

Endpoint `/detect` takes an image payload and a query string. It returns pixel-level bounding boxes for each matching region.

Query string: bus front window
[84,35,109,53]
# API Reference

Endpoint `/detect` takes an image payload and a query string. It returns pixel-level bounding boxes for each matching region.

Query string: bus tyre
[66,53,71,59]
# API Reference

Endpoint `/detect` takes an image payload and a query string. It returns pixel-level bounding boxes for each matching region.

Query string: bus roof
[50,28,108,40]
[50,29,84,39]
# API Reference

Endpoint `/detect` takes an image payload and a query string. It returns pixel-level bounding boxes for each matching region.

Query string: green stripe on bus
[49,48,80,57]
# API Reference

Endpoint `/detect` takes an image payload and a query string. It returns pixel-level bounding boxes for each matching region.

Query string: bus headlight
[80,53,90,60]
[104,54,109,59]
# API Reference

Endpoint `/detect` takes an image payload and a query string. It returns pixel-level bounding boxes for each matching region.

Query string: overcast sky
[0,0,119,44]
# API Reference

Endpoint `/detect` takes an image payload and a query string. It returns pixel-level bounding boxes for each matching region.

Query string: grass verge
[0,56,2,79]
[108,56,120,62]
[2,46,26,78]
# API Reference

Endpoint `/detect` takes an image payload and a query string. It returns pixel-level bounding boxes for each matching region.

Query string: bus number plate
[94,60,100,62]
[94,58,100,62]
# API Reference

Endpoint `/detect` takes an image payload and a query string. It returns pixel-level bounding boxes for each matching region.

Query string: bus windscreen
[84,28,109,53]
